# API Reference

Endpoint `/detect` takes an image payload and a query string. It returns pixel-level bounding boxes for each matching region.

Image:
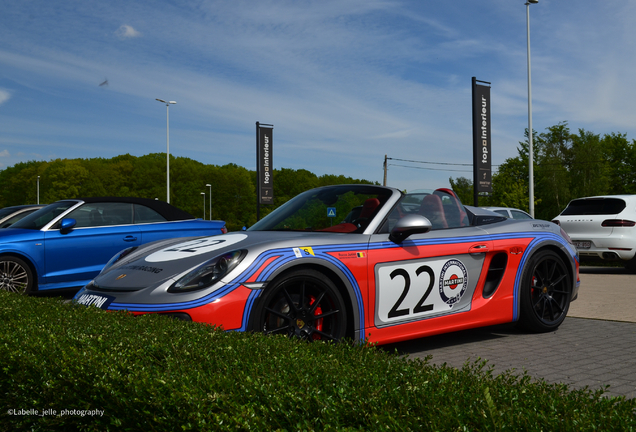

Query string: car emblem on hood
[116,274,127,280]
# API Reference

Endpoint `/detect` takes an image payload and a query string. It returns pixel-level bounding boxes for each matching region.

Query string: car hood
[92,230,365,291]
[0,228,42,244]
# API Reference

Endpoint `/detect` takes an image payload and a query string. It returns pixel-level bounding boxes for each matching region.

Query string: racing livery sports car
[75,185,579,345]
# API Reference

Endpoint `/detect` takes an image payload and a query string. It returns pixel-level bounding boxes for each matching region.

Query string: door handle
[469,244,489,254]
[124,235,138,242]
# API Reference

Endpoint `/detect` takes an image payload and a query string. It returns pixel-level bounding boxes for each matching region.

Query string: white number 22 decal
[375,259,469,326]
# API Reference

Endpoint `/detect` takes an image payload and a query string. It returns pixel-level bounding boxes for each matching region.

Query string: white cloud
[0,150,9,157]
[0,89,10,105]
[115,24,141,39]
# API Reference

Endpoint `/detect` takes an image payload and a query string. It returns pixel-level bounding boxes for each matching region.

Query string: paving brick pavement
[386,318,636,399]
[383,267,636,399]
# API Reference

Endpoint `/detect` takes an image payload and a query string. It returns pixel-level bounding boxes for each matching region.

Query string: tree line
[0,153,375,231]
[3,121,633,228]
[450,122,636,221]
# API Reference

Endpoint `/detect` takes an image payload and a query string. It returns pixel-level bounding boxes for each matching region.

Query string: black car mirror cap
[60,218,77,234]
[389,214,432,243]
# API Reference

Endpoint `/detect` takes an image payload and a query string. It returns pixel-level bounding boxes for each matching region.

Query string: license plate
[74,293,115,309]
[574,241,591,249]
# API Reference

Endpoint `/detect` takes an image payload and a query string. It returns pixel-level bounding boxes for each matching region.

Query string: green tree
[490,157,531,212]
[602,133,636,194]
[533,123,572,219]
[569,129,608,199]
[40,159,90,202]
[448,177,474,206]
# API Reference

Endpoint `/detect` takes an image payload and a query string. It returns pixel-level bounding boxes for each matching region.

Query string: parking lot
[386,266,636,399]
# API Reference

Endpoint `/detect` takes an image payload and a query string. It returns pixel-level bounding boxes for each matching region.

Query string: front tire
[518,250,572,332]
[253,269,347,342]
[0,256,35,295]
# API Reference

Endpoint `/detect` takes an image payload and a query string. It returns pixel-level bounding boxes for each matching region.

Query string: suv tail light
[559,227,573,245]
[601,219,636,227]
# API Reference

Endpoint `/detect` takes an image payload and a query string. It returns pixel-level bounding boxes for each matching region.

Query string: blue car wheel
[0,256,35,295]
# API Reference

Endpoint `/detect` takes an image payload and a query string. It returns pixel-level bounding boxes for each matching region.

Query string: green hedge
[1,291,634,431]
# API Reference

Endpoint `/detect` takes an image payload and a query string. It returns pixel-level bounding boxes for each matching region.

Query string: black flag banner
[257,123,274,205]
[472,78,492,200]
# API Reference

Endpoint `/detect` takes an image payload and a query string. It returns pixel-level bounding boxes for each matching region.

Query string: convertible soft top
[70,197,195,221]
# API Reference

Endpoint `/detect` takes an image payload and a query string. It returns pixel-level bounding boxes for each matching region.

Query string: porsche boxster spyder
[74,185,579,345]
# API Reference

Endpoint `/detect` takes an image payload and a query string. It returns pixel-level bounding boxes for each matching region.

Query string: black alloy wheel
[518,250,571,332]
[0,256,35,295]
[255,269,347,342]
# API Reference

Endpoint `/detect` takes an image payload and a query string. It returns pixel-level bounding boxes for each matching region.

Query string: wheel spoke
[547,298,564,315]
[546,260,557,281]
[548,273,566,288]
[312,328,339,342]
[308,291,326,315]
[313,309,339,320]
[300,281,307,311]
[551,287,569,295]
[264,324,292,335]
[282,288,299,313]
[265,306,291,321]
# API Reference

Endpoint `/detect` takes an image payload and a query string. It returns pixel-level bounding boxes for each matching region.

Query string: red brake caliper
[309,296,323,340]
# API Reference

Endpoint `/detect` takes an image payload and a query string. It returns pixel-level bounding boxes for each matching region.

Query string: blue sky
[1,0,635,193]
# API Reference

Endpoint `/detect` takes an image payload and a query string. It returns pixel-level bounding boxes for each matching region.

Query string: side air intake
[483,253,508,298]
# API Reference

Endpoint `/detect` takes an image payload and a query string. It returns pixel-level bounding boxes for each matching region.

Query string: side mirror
[389,214,432,243]
[60,218,77,234]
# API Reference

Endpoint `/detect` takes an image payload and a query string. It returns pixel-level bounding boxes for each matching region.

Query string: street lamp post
[201,192,206,220]
[37,176,40,204]
[526,0,538,218]
[156,98,177,203]
[206,183,212,220]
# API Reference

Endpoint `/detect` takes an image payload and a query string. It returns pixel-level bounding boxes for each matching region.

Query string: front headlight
[101,246,139,274]
[168,250,246,293]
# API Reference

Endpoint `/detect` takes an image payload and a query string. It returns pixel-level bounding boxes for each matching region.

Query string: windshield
[9,201,77,230]
[249,185,392,233]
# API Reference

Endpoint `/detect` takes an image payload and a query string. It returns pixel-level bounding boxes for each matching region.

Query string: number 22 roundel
[374,257,469,326]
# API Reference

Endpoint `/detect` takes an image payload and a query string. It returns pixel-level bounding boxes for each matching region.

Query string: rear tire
[0,256,35,295]
[624,256,636,274]
[252,269,347,342]
[518,250,571,332]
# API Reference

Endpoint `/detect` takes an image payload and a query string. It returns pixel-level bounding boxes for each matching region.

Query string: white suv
[552,195,636,272]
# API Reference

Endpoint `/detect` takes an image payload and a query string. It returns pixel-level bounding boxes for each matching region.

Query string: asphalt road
[383,266,636,399]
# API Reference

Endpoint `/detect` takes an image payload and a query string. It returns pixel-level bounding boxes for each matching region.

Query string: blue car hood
[0,228,43,244]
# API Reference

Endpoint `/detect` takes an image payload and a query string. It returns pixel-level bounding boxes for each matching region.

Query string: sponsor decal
[121,264,163,274]
[532,223,551,229]
[336,251,366,259]
[293,247,315,258]
[438,259,468,306]
[145,234,247,262]
[75,293,115,309]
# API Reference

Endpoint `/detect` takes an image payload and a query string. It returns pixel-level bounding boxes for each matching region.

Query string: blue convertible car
[0,197,226,294]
